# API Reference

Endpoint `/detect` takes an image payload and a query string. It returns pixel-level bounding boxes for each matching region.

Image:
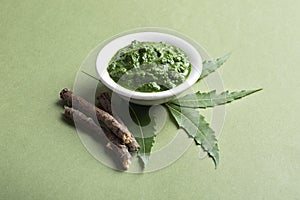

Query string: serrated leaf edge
[170,89,262,109]
[129,105,156,165]
[165,104,219,167]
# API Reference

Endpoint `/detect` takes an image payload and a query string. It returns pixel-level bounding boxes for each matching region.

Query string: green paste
[107,40,191,92]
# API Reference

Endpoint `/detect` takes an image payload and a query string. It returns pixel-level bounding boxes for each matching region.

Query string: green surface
[1,0,299,199]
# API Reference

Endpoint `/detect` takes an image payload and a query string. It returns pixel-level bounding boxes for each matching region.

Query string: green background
[1,0,299,199]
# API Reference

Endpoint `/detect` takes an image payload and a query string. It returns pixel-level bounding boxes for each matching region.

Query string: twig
[64,106,131,170]
[60,88,132,144]
[97,92,140,152]
[97,92,112,114]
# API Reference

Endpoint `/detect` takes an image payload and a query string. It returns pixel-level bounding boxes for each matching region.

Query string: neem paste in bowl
[107,40,191,92]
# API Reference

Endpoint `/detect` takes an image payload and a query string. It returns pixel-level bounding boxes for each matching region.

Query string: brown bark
[60,88,132,144]
[64,106,131,170]
[97,92,140,152]
[97,92,112,114]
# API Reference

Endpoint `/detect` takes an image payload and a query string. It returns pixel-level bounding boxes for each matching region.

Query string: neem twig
[97,92,140,152]
[97,92,112,114]
[64,106,131,170]
[60,88,132,144]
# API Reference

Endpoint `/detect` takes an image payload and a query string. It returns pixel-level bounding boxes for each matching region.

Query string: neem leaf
[166,103,219,167]
[135,137,155,164]
[129,104,156,165]
[198,54,230,81]
[170,89,262,108]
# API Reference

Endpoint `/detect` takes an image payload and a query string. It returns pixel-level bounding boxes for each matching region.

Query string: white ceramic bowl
[96,31,202,105]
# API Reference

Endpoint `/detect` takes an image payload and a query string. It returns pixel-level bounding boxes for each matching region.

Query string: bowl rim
[95,31,203,100]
